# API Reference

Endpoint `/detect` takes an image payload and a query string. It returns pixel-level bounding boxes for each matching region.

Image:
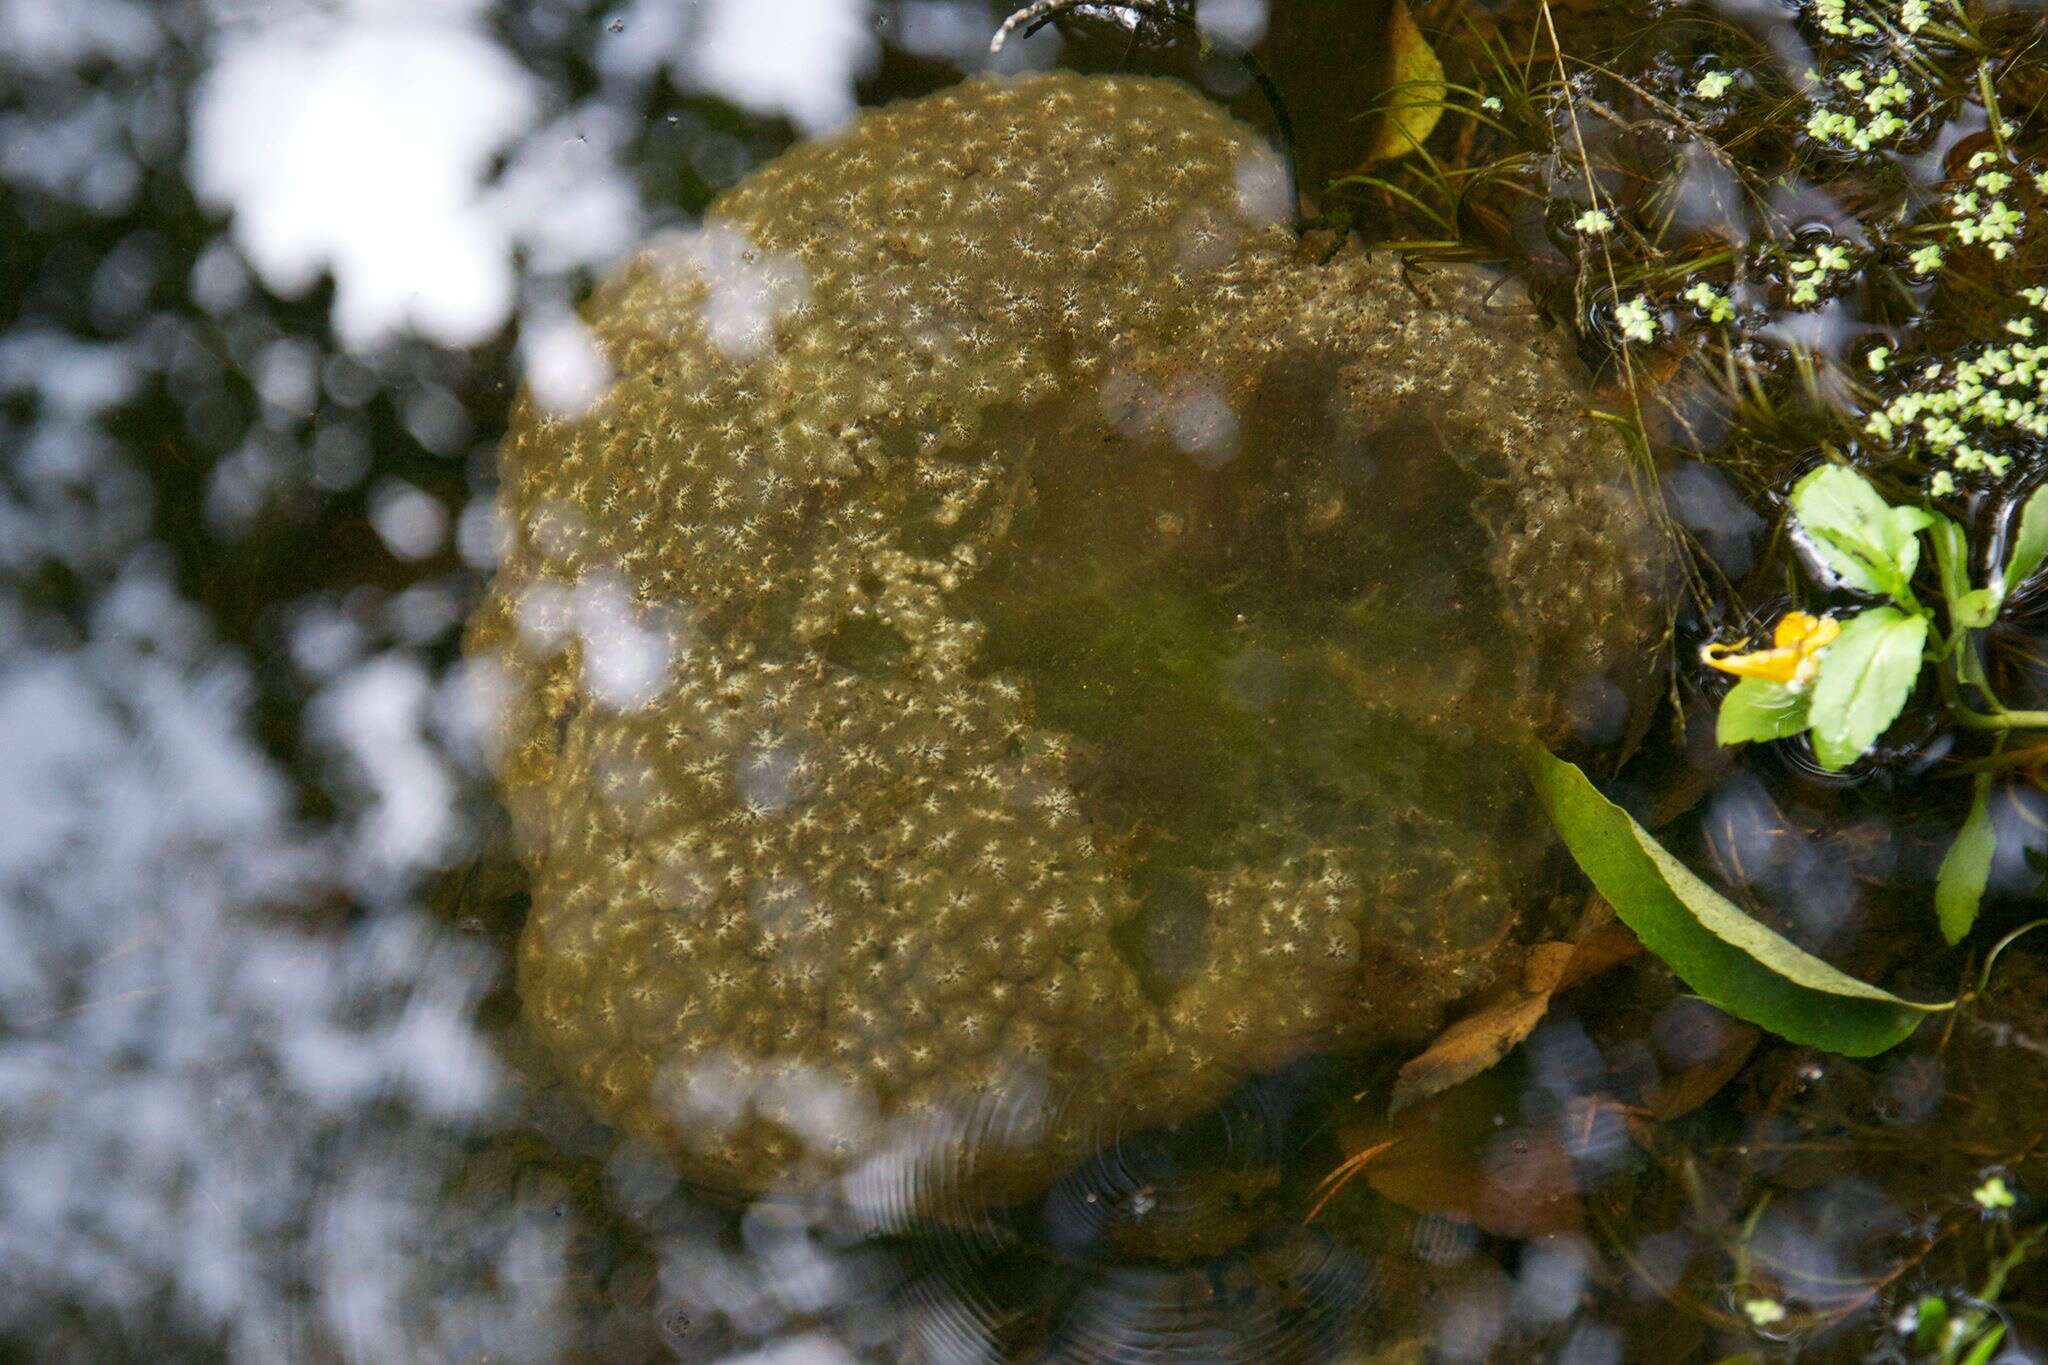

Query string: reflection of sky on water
[1,0,1043,1353]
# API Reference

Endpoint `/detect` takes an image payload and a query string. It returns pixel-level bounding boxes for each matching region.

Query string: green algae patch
[1529,748,1950,1057]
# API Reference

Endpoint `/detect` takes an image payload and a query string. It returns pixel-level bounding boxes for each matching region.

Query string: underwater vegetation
[1292,0,2048,1351]
[467,68,1674,1201]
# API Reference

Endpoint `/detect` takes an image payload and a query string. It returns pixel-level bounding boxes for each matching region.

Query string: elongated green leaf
[1527,748,1948,1057]
[1716,676,1812,745]
[2002,481,2048,599]
[1911,1297,1950,1354]
[1928,513,1996,627]
[1790,465,1926,601]
[1960,1323,2007,1365]
[1807,607,1928,770]
[1937,774,1996,945]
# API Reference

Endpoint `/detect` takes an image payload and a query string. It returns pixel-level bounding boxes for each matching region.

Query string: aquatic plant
[467,69,1670,1198]
[1703,466,2048,940]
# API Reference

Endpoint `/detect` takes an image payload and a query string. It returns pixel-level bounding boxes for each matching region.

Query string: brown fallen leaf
[1389,921,1642,1114]
[1643,1021,1761,1124]
[1326,1070,1583,1239]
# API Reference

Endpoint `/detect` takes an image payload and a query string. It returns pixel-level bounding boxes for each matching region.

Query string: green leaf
[1957,635,1992,694]
[1716,677,1812,745]
[2002,480,2048,600]
[1954,587,2000,630]
[1807,607,1929,770]
[1936,774,1996,945]
[1789,465,1927,601]
[1911,1296,1950,1353]
[1928,513,1994,628]
[1526,747,1950,1057]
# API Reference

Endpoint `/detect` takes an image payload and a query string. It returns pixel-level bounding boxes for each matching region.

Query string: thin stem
[1951,706,2048,731]
[1977,919,2048,995]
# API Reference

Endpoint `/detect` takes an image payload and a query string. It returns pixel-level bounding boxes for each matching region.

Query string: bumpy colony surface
[468,72,1666,1199]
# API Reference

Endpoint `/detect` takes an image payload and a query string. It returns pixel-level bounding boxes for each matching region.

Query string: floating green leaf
[1937,773,1996,945]
[2002,480,2048,600]
[1789,465,1929,601]
[1716,676,1811,745]
[1527,747,1949,1057]
[1807,607,1928,770]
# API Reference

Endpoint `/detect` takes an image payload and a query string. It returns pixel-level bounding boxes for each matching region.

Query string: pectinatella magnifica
[466,71,1669,1202]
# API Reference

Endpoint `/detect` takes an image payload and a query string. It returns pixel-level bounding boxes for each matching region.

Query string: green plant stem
[1933,636,2048,730]
[1948,704,2048,731]
[1977,919,2048,995]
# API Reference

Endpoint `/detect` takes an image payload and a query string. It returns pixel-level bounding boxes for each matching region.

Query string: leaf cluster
[1715,464,2048,940]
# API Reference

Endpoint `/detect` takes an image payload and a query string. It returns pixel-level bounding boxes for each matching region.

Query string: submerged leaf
[2003,481,2048,600]
[1391,992,1552,1116]
[1806,607,1928,770]
[1527,748,1950,1057]
[1641,1018,1760,1122]
[1389,925,1640,1113]
[1937,774,1996,945]
[1716,676,1811,746]
[1361,0,1447,166]
[1345,1070,1583,1238]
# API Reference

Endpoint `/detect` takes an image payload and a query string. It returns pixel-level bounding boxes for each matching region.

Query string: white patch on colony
[1233,147,1292,227]
[1168,381,1239,468]
[654,224,813,364]
[572,572,676,711]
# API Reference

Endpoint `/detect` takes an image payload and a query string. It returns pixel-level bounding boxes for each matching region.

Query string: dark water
[2,0,2044,1360]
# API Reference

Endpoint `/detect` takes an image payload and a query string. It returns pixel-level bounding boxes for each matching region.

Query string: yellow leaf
[1362,0,1447,166]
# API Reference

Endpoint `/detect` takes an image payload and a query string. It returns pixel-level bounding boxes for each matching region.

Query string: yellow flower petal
[1703,643,1804,684]
[1703,613,1839,688]
[1772,611,1840,651]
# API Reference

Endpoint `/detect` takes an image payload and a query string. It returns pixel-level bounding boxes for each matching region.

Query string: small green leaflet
[1528,747,1950,1057]
[1807,607,1928,770]
[1912,1297,1951,1354]
[1936,773,1996,945]
[2001,480,2048,599]
[1715,676,1811,745]
[1954,588,2000,630]
[1789,465,1931,602]
[1929,513,2000,628]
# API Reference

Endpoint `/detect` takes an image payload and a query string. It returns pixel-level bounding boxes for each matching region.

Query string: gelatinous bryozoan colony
[467,72,1668,1202]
